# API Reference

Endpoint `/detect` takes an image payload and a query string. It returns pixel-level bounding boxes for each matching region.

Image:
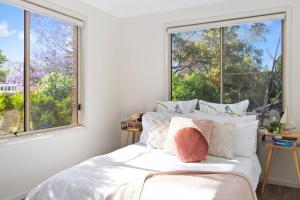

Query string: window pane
[171,29,221,102]
[0,3,24,136]
[30,13,78,131]
[223,20,282,124]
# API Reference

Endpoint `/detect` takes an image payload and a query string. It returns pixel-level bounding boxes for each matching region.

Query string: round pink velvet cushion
[174,127,208,163]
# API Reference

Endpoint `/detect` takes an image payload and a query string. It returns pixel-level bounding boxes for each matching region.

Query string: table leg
[125,132,129,146]
[292,150,300,186]
[132,132,135,144]
[261,146,273,195]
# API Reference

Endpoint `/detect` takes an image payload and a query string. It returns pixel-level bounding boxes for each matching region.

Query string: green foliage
[0,69,8,83]
[0,93,23,114]
[267,121,282,133]
[37,71,72,101]
[172,73,219,102]
[172,29,220,76]
[0,92,24,132]
[0,50,8,83]
[0,50,7,66]
[30,72,73,130]
[0,72,74,132]
[9,93,24,111]
[0,93,7,112]
[30,91,72,130]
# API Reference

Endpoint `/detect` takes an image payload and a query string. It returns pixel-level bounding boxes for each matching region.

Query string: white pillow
[157,99,198,113]
[208,122,236,159]
[139,112,184,144]
[187,110,256,123]
[147,118,171,149]
[198,99,249,116]
[234,120,259,157]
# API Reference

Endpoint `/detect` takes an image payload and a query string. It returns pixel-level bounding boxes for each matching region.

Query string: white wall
[0,0,121,199]
[120,0,300,187]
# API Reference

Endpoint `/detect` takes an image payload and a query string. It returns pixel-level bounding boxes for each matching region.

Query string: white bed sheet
[26,143,261,200]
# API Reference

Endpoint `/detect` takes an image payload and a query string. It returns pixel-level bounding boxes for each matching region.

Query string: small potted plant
[267,121,283,134]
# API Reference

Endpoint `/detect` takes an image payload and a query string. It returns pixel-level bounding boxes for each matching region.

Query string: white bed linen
[26,143,261,200]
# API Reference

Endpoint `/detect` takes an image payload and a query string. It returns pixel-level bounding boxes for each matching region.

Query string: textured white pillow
[139,112,184,144]
[208,122,236,159]
[157,99,198,113]
[198,99,249,116]
[234,120,259,157]
[147,118,171,149]
[164,117,214,155]
[190,111,258,158]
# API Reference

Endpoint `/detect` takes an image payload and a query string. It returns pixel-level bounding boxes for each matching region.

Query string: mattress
[26,143,261,200]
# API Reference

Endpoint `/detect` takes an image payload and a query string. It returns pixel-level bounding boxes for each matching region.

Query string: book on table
[272,136,297,147]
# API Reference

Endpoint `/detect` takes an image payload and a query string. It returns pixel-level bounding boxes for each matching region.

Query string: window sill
[0,124,85,147]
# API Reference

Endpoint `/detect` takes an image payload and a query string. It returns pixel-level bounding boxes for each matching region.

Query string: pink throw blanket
[107,170,257,200]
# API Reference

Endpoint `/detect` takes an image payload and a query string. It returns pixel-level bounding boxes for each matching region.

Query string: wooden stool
[122,128,141,146]
[261,132,300,196]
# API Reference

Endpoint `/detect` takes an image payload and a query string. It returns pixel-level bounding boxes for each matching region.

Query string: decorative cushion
[198,100,249,116]
[174,127,208,163]
[139,112,184,144]
[157,99,198,114]
[147,118,171,149]
[164,117,214,155]
[208,122,236,159]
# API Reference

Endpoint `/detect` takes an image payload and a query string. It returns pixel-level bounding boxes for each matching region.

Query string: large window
[169,14,284,125]
[0,2,81,136]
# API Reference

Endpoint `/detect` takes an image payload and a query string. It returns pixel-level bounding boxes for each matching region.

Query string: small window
[169,14,284,125]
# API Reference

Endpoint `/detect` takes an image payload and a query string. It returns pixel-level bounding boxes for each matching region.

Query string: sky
[240,19,282,69]
[0,2,74,65]
[0,2,24,62]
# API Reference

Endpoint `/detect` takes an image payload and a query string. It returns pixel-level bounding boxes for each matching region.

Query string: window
[169,14,284,125]
[0,1,82,137]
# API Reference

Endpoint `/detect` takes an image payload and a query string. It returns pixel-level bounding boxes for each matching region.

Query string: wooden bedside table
[261,131,300,196]
[121,120,142,145]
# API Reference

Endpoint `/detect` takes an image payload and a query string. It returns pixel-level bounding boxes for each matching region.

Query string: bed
[26,143,261,200]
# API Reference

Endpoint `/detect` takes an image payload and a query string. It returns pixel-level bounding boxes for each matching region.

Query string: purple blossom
[4,13,76,92]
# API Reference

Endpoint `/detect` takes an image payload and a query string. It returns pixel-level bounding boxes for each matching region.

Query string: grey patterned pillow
[157,99,198,113]
[208,122,236,159]
[198,100,249,116]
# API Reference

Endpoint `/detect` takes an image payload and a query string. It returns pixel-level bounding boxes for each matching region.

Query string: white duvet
[26,143,261,200]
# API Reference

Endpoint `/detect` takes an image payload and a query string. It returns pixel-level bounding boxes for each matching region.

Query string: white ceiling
[79,0,230,18]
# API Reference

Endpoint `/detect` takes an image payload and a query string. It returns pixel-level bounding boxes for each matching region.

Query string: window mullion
[24,10,30,132]
[220,27,224,103]
[72,26,79,125]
